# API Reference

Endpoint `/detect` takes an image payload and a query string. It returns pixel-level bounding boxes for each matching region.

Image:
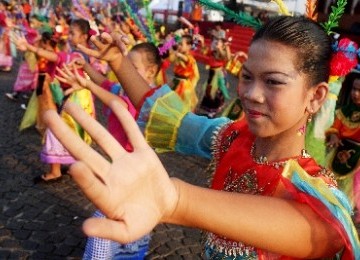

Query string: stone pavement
[0,59,239,259]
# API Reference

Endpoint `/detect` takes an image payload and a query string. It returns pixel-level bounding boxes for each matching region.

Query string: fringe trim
[336,110,360,129]
[206,121,234,187]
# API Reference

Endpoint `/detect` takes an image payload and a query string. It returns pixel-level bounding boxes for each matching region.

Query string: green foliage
[197,0,262,29]
[320,0,347,35]
[143,0,158,45]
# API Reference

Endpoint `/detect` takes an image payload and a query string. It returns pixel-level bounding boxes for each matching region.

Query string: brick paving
[0,58,240,259]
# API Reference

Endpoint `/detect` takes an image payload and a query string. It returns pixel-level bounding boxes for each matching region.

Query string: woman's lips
[247,109,266,118]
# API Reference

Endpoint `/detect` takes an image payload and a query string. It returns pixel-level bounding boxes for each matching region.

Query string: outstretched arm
[70,57,108,86]
[56,65,127,109]
[44,102,344,258]
[76,32,150,107]
[11,33,58,62]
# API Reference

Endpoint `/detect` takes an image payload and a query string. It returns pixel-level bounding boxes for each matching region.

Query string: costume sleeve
[326,110,343,136]
[281,160,360,259]
[137,85,230,158]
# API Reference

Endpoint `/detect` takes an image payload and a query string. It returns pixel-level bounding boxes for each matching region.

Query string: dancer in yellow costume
[171,34,199,111]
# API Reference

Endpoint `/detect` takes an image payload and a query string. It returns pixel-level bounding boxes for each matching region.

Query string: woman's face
[351,79,360,106]
[238,40,312,138]
[68,24,87,47]
[178,38,191,54]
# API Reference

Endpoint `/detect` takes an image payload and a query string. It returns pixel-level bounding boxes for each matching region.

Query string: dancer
[11,18,96,183]
[44,16,360,259]
[170,34,200,111]
[198,37,231,118]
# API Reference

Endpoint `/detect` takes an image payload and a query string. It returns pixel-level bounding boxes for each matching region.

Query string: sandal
[33,174,62,184]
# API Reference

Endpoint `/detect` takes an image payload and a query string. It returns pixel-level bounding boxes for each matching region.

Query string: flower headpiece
[272,0,359,77]
[331,38,360,76]
[158,35,182,56]
[319,0,359,77]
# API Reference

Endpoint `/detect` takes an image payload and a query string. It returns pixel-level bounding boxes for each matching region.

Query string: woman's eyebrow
[242,64,296,78]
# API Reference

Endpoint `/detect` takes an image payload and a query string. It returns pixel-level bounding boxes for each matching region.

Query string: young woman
[170,34,200,112]
[198,37,232,118]
[43,16,360,259]
[11,19,95,183]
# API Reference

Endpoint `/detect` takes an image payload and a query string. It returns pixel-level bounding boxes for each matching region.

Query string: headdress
[290,0,360,167]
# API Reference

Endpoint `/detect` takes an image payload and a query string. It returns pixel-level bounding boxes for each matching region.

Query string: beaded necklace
[250,142,311,169]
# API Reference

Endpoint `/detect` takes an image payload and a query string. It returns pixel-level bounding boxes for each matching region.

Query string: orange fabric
[191,4,203,21]
[211,121,331,191]
[173,54,197,80]
[22,3,32,14]
[329,115,360,142]
[209,120,352,258]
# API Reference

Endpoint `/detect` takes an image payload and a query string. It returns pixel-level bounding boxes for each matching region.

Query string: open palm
[55,65,87,96]
[43,101,178,243]
[10,33,28,52]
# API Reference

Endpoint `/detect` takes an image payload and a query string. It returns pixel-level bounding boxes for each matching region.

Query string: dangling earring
[307,113,313,123]
[296,109,313,136]
[296,125,306,136]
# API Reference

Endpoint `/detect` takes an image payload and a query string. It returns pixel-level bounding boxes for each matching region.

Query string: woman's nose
[242,83,265,103]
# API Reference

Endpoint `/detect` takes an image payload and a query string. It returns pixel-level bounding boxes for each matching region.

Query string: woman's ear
[147,65,158,80]
[307,81,329,114]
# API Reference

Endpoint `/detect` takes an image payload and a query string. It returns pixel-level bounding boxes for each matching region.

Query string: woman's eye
[266,79,284,85]
[240,74,252,81]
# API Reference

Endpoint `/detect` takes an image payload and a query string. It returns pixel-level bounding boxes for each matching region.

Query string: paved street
[0,58,239,259]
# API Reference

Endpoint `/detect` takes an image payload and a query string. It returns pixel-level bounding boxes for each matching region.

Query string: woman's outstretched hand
[43,101,179,243]
[55,64,88,96]
[10,32,29,52]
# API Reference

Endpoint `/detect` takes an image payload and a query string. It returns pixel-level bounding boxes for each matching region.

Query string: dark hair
[252,16,332,86]
[337,71,360,107]
[71,19,90,37]
[182,35,193,46]
[41,31,57,48]
[131,42,162,74]
[0,0,9,7]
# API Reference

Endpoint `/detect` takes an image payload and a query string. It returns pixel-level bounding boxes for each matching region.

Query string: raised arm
[56,65,127,109]
[43,102,344,259]
[76,32,150,107]
[11,33,58,62]
[79,58,109,86]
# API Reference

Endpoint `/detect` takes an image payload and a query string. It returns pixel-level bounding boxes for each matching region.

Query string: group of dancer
[2,0,360,259]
